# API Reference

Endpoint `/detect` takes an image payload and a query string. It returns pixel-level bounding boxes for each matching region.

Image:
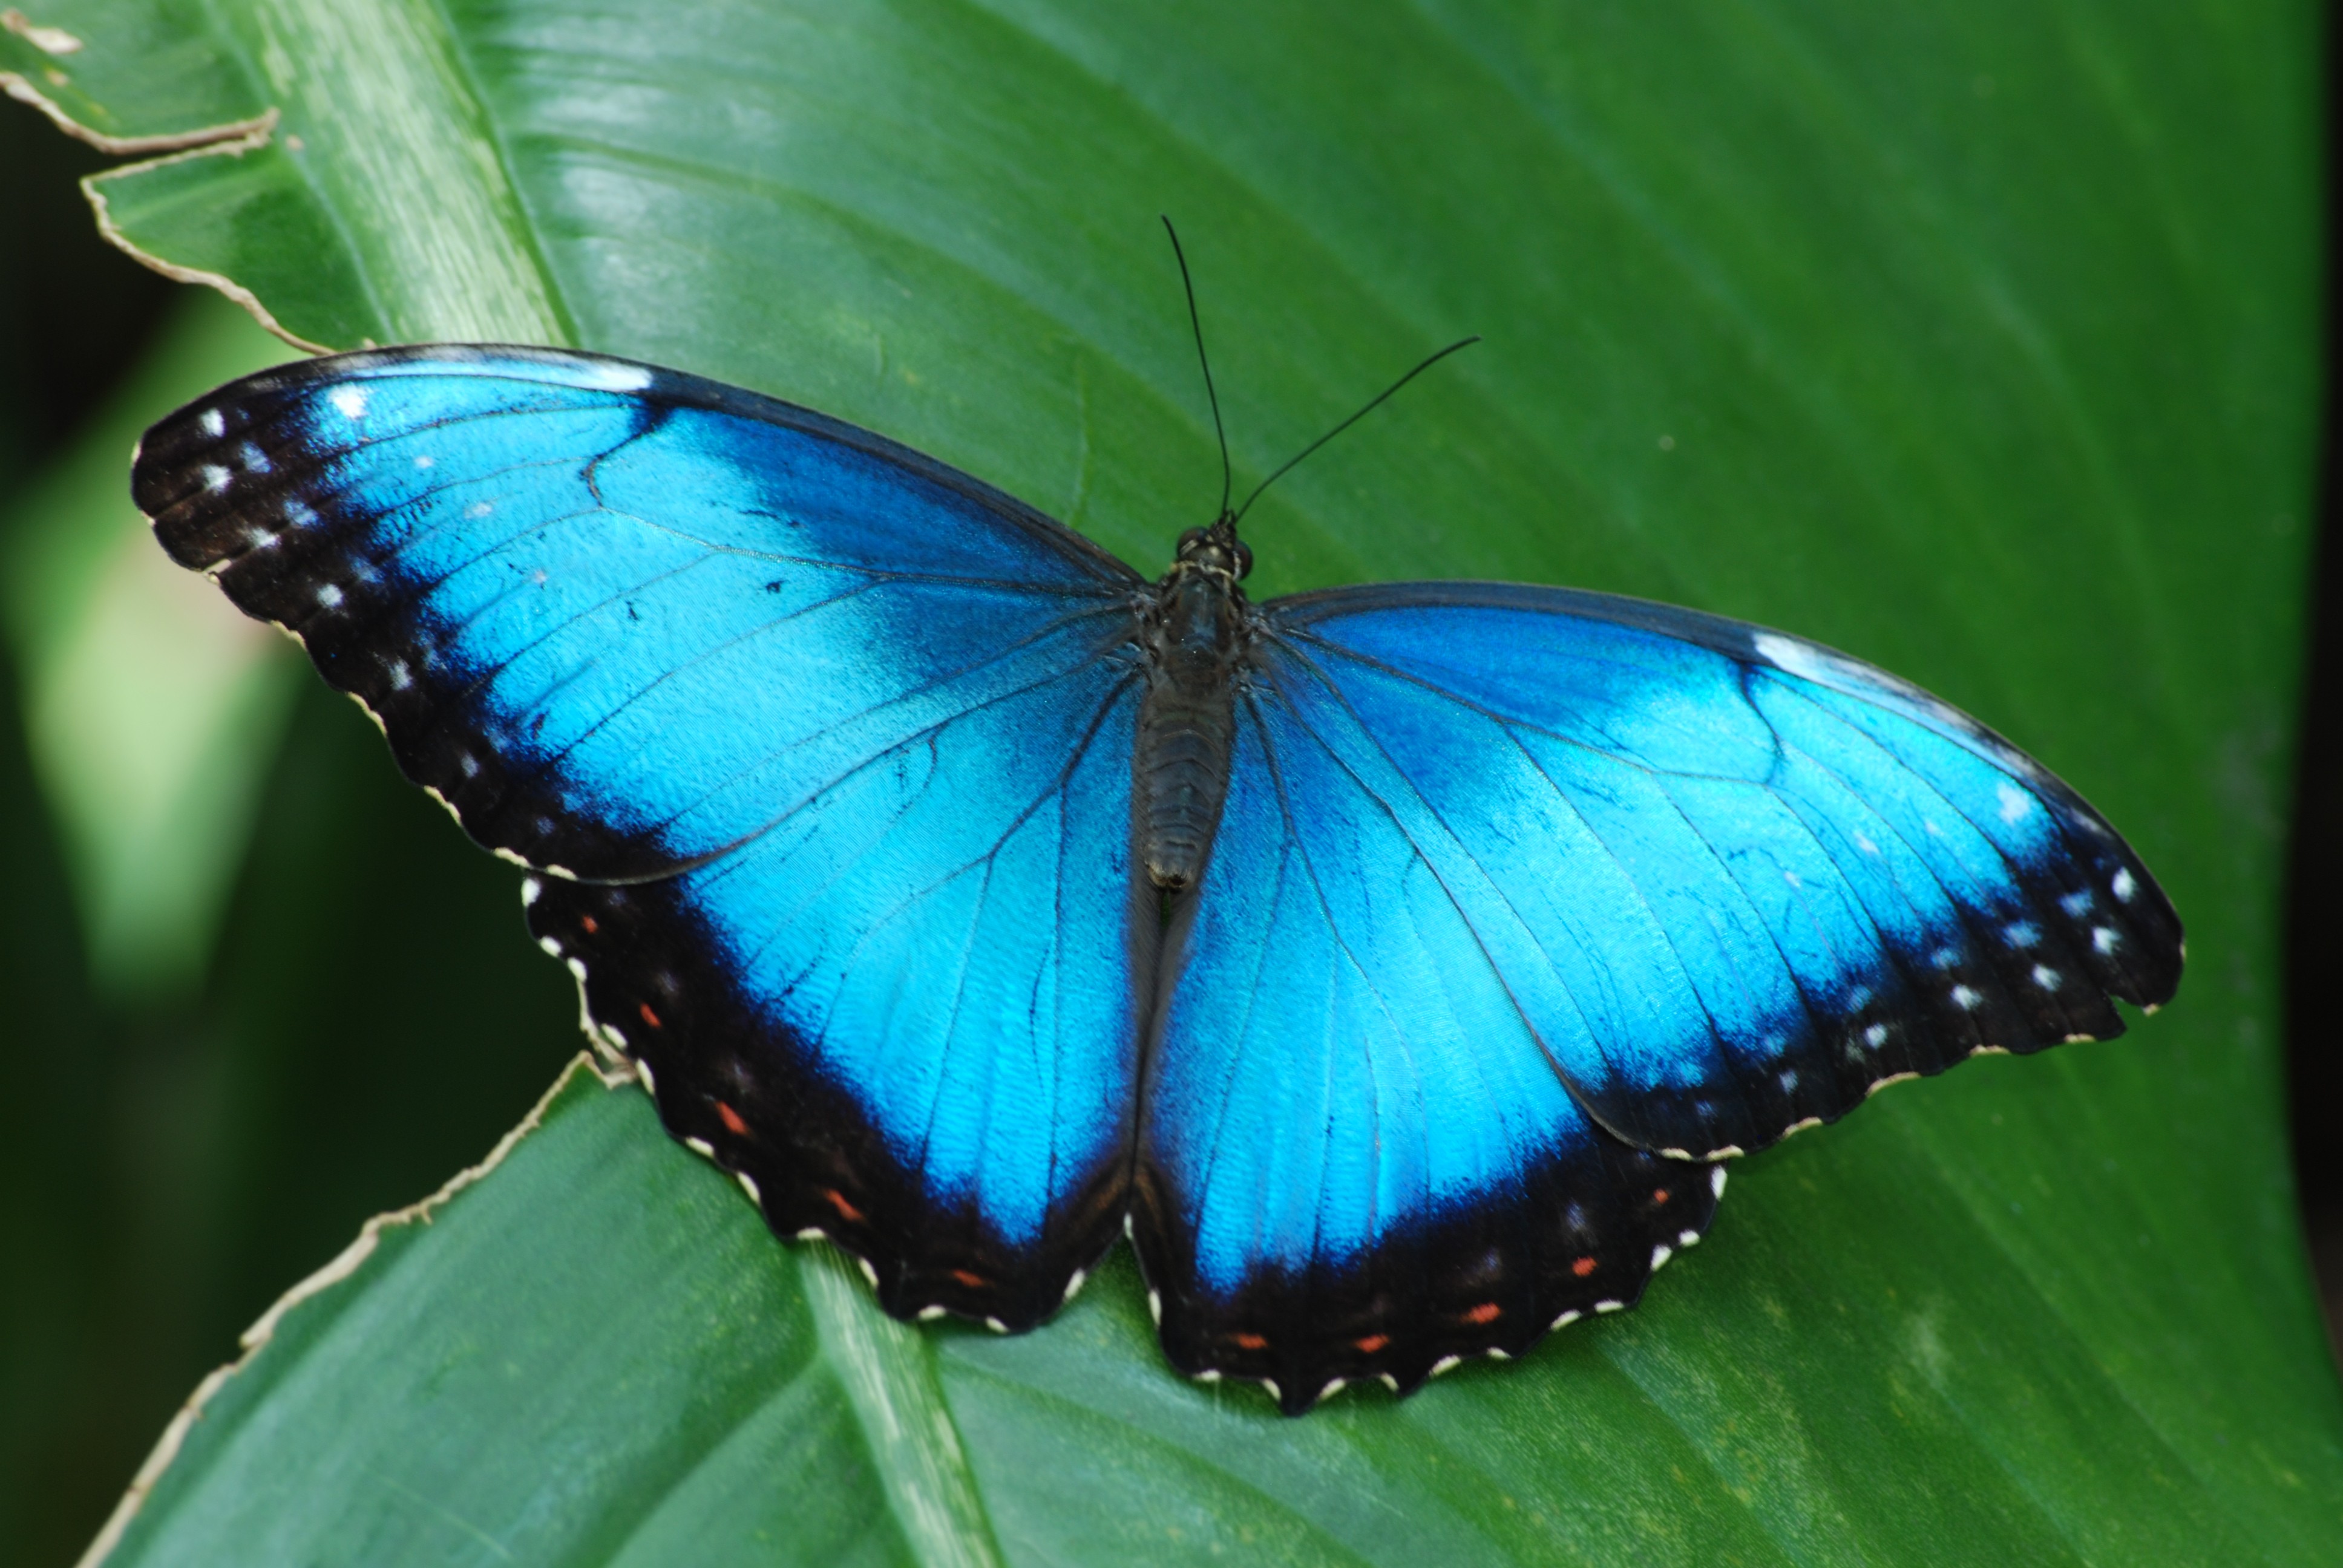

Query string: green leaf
[1,1,266,152]
[31,0,2339,1560]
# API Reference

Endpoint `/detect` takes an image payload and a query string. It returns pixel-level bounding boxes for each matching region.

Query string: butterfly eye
[1233,540,1254,578]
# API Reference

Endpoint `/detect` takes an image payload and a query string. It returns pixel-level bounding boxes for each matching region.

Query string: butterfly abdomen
[1137,552,1250,890]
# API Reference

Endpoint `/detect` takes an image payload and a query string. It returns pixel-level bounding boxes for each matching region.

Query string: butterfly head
[1175,517,1253,583]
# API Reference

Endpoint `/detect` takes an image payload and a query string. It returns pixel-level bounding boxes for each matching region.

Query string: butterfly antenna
[1231,336,1481,526]
[1162,216,1234,521]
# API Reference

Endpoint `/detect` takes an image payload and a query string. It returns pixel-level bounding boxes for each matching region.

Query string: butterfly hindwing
[1135,653,1720,1411]
[135,346,1152,1322]
[527,655,1147,1326]
[1257,583,2183,1162]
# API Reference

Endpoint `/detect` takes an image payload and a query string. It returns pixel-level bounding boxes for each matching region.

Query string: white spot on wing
[200,464,231,492]
[413,454,435,469]
[1551,1309,1582,1330]
[316,583,343,608]
[2112,867,2137,903]
[736,1172,761,1204]
[1595,1299,1626,1313]
[684,1137,714,1158]
[1753,631,1849,687]
[2031,964,2061,991]
[1952,984,1982,1010]
[329,387,369,419]
[1710,1166,1728,1197]
[1650,1243,1673,1270]
[918,1305,946,1321]
[520,877,542,905]
[577,360,654,393]
[465,501,494,518]
[1864,1024,1889,1048]
[2092,926,2120,954]
[1430,1355,1462,1377]
[1997,782,2034,824]
[537,936,562,956]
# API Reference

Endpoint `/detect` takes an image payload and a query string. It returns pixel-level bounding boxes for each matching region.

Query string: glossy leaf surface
[11,0,2334,1560]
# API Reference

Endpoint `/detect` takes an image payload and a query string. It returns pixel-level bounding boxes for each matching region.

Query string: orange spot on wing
[713,1100,748,1137]
[1353,1333,1390,1354]
[1651,1187,1671,1204]
[822,1189,864,1224]
[1571,1256,1599,1278]
[1463,1301,1501,1325]
[951,1269,987,1289]
[639,1002,663,1028]
[580,915,598,935]
[1232,1331,1268,1351]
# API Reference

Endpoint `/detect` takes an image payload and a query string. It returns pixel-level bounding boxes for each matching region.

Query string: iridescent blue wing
[1255,583,2181,1157]
[1132,634,1720,1413]
[134,347,1150,1327]
[1136,581,2179,1410]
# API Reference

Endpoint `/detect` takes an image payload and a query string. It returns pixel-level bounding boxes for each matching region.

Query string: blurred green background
[1,24,2338,1566]
[0,105,583,1564]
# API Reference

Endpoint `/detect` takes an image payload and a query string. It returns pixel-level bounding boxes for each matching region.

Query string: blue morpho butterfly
[134,249,2181,1416]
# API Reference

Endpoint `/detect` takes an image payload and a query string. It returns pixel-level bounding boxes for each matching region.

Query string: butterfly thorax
[1136,521,1254,891]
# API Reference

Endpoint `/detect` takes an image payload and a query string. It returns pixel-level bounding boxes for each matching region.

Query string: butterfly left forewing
[136,345,1153,1331]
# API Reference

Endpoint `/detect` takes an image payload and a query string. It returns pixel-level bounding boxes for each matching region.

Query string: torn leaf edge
[73,1051,632,1568]
[81,120,338,356]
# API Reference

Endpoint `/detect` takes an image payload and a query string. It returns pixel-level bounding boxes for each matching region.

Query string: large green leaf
[19,0,2336,1560]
